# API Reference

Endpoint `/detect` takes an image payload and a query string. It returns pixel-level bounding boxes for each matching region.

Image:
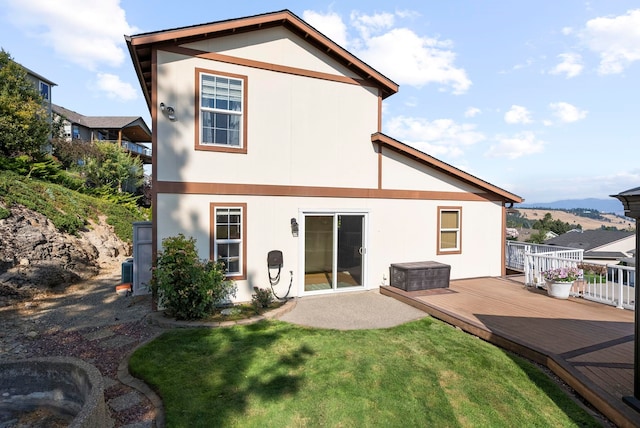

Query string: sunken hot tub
[0,357,110,427]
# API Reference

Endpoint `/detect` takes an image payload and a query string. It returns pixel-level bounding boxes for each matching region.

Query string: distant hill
[516,198,625,215]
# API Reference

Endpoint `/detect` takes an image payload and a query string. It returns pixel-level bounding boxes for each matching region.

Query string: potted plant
[542,266,582,299]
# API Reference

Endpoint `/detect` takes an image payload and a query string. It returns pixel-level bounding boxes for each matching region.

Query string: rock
[0,205,130,293]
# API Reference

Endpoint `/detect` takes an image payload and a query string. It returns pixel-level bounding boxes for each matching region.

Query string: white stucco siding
[155,50,380,188]
[156,193,504,302]
[381,148,482,193]
[184,27,361,80]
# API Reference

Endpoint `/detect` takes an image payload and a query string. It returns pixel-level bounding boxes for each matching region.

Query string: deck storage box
[390,261,451,291]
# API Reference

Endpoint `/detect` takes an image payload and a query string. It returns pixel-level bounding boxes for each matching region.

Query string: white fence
[505,241,635,310]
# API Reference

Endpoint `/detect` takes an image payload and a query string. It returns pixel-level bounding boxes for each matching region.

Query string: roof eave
[125,9,399,113]
[372,132,523,204]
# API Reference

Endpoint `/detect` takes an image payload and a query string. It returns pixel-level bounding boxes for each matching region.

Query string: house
[22,64,56,121]
[544,229,635,265]
[126,10,523,301]
[51,104,152,164]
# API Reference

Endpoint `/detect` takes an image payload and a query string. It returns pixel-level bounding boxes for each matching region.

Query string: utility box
[132,221,153,295]
[390,261,451,292]
[121,258,133,283]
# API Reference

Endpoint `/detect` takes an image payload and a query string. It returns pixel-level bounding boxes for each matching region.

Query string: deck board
[381,277,640,427]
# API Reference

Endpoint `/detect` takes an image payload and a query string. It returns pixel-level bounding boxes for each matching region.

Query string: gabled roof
[372,132,523,203]
[544,229,634,251]
[125,9,399,111]
[52,104,152,143]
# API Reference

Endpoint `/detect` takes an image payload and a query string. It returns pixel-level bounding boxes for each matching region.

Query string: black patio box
[390,261,451,291]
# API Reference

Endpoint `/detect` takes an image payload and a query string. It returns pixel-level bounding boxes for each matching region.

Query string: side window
[438,207,462,255]
[39,81,50,100]
[211,203,246,279]
[196,68,247,154]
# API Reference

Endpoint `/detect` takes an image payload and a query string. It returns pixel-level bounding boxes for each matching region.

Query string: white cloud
[94,73,138,101]
[550,53,583,78]
[350,11,395,40]
[504,105,533,124]
[385,115,485,158]
[305,10,471,94]
[302,10,349,48]
[464,107,481,118]
[485,131,546,159]
[5,0,138,71]
[561,27,574,36]
[581,9,640,74]
[549,102,588,123]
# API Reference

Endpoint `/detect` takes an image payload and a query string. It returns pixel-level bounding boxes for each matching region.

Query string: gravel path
[0,264,165,427]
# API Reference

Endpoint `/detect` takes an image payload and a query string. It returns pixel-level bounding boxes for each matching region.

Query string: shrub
[151,234,236,320]
[0,205,9,219]
[251,287,273,312]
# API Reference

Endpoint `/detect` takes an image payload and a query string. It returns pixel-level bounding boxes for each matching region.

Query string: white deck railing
[505,241,635,310]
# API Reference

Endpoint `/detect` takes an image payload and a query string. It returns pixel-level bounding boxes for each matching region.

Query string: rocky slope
[0,204,129,301]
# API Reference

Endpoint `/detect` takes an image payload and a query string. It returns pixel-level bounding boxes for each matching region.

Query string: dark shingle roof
[544,229,634,251]
[52,104,142,129]
[584,251,628,259]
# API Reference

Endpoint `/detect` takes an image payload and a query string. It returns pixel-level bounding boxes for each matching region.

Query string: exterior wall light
[159,102,176,121]
[291,218,299,237]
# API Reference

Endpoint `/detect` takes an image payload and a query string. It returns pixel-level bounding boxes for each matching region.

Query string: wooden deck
[381,276,640,428]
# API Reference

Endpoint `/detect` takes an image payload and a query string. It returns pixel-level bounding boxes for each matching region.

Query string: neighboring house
[126,10,523,302]
[22,64,56,122]
[52,104,152,164]
[544,229,635,265]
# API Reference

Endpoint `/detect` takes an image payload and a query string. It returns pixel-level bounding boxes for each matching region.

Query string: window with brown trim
[196,68,247,154]
[210,203,247,279]
[437,207,462,255]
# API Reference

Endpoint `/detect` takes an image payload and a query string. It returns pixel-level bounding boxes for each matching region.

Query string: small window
[39,81,50,100]
[196,69,247,154]
[438,207,461,254]
[211,203,246,279]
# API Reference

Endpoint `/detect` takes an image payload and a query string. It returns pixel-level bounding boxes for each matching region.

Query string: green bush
[251,287,274,311]
[0,205,9,219]
[151,234,237,320]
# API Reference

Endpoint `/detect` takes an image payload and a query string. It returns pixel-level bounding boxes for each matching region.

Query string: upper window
[196,69,247,153]
[39,81,50,100]
[211,203,246,279]
[438,207,462,254]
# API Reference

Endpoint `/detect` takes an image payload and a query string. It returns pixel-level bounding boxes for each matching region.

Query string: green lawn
[130,318,598,427]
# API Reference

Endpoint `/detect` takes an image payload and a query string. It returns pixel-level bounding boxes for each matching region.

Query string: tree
[85,141,144,193]
[0,50,51,158]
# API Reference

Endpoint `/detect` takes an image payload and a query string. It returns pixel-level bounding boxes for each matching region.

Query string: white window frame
[438,207,462,255]
[211,203,246,279]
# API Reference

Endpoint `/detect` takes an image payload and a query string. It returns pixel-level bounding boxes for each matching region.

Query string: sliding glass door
[303,213,366,293]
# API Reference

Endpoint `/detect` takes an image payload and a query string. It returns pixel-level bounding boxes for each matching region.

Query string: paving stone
[108,390,143,412]
[102,376,119,389]
[120,421,154,428]
[82,328,115,341]
[98,334,137,349]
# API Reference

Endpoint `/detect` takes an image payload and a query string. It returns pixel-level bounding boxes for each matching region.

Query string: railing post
[616,266,624,309]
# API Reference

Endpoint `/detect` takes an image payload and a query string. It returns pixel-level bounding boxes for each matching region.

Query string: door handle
[358,247,365,255]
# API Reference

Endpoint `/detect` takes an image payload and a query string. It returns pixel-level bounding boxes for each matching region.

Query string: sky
[1,0,639,205]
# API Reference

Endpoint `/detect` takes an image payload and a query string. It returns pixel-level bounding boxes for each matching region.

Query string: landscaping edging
[146,298,297,329]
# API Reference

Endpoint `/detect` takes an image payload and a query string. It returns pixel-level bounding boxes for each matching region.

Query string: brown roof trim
[126,9,398,110]
[372,132,523,204]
